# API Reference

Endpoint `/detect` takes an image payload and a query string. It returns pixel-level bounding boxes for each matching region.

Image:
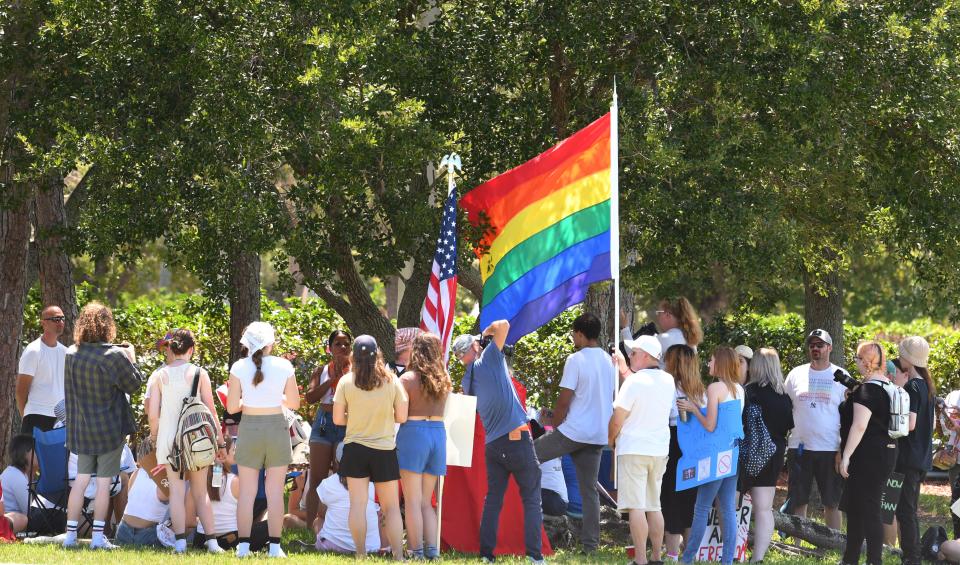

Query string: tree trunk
[229,252,261,365]
[0,195,32,469]
[35,173,78,345]
[803,255,845,366]
[585,281,636,349]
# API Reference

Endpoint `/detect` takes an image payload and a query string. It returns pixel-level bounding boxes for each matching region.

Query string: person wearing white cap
[782,328,849,529]
[893,336,935,565]
[734,345,753,385]
[227,321,300,558]
[608,335,674,565]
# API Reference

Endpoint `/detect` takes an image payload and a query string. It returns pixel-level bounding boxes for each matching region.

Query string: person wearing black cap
[782,328,849,529]
[332,335,408,561]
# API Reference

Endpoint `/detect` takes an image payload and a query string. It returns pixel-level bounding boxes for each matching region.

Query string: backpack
[168,366,219,477]
[866,379,910,439]
[739,401,777,477]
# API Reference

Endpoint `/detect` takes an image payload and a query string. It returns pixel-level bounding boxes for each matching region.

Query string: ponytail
[252,349,265,386]
[915,366,936,399]
[663,297,703,347]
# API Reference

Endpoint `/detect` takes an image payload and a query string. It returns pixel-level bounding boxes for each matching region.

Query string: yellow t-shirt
[333,372,408,450]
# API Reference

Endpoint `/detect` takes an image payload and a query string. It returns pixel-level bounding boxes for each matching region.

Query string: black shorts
[786,449,843,509]
[339,442,400,483]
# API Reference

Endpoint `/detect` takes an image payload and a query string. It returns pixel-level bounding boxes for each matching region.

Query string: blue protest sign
[675,399,744,491]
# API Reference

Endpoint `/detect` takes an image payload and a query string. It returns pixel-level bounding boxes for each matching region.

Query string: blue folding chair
[28,427,71,535]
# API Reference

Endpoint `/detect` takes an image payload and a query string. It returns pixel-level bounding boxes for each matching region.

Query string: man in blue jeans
[453,320,544,564]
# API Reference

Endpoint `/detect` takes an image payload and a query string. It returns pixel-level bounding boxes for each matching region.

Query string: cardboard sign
[696,492,753,562]
[880,471,905,524]
[443,393,477,467]
[676,399,744,491]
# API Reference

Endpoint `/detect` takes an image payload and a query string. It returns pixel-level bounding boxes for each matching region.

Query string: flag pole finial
[439,153,462,196]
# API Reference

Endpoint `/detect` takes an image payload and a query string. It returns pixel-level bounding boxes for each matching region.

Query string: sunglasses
[44,316,66,323]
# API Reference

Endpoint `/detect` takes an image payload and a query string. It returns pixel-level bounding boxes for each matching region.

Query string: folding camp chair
[27,427,73,536]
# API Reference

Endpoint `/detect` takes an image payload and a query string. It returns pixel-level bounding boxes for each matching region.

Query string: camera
[478,335,492,350]
[833,369,861,390]
[635,322,658,337]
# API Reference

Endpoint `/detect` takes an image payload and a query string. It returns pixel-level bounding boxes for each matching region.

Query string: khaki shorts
[77,444,124,477]
[235,413,292,469]
[617,454,668,512]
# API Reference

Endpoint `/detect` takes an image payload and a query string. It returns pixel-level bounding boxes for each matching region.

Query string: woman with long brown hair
[657,297,704,352]
[396,332,452,560]
[660,344,705,561]
[677,347,744,565]
[332,335,408,560]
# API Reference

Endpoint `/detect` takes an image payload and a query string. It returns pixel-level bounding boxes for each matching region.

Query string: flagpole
[610,80,620,491]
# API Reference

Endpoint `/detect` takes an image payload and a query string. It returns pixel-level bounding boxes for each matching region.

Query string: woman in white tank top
[147,329,224,554]
[676,347,745,565]
[227,322,300,558]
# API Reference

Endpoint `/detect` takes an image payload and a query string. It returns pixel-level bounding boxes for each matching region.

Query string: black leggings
[842,443,897,565]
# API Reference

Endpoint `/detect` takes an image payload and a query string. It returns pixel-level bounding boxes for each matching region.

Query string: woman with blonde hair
[743,348,793,562]
[396,332,452,560]
[660,344,706,561]
[657,297,704,351]
[839,341,898,565]
[677,347,744,565]
[333,335,408,560]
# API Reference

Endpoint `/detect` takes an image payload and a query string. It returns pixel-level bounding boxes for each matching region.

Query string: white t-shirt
[557,348,616,445]
[943,390,960,445]
[317,474,380,552]
[539,457,568,502]
[784,363,849,451]
[18,338,67,417]
[613,368,675,457]
[230,356,294,408]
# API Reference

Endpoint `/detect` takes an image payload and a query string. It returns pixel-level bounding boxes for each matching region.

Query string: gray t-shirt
[0,466,29,514]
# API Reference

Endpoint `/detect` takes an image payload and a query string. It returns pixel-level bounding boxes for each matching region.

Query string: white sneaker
[156,523,176,549]
[236,544,250,558]
[90,538,119,550]
[268,547,287,558]
[206,540,225,554]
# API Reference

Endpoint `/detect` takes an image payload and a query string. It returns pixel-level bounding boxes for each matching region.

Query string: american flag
[420,187,459,360]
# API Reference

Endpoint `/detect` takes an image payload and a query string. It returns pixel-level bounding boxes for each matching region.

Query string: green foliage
[22,291,344,428]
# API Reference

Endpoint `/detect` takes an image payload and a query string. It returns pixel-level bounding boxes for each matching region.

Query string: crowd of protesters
[2,298,957,565]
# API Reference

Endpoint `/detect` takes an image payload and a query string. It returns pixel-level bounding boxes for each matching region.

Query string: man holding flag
[451,323,544,564]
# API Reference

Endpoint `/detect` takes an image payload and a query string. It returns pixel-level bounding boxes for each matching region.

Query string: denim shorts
[396,420,446,476]
[115,521,161,547]
[309,409,346,446]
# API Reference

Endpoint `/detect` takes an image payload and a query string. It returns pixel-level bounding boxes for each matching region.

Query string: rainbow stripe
[461,113,613,343]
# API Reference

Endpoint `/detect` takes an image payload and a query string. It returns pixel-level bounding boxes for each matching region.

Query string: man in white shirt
[783,328,848,530]
[17,305,68,434]
[534,313,616,554]
[608,335,674,565]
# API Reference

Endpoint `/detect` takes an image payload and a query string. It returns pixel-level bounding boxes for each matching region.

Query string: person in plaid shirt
[62,302,143,550]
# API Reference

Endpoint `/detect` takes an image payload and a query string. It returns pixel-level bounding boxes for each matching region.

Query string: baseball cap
[734,345,754,360]
[353,334,378,358]
[806,329,832,346]
[623,335,662,360]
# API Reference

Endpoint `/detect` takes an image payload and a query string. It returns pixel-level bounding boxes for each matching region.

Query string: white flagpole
[610,80,620,490]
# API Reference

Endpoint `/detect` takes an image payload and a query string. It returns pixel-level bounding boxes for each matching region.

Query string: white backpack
[866,379,910,439]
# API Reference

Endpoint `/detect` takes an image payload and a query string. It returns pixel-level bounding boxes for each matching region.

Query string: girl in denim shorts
[396,332,452,560]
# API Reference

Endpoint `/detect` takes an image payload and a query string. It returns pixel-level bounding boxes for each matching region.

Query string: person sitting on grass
[115,465,169,547]
[1,434,66,535]
[315,443,385,555]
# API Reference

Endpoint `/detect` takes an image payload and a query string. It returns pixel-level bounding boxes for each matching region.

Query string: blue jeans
[681,475,738,564]
[480,431,543,561]
[115,521,160,547]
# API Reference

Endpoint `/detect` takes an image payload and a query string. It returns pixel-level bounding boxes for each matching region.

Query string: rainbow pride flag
[461,112,617,344]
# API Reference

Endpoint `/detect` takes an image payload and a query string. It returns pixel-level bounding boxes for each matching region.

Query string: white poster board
[695,491,753,562]
[443,393,477,467]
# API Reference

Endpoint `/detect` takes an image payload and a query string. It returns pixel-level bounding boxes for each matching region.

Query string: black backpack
[739,399,777,477]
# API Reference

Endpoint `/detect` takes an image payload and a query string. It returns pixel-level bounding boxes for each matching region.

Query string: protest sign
[444,392,477,467]
[695,492,753,562]
[676,399,744,490]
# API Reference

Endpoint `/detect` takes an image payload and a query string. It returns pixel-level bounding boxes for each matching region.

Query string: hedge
[21,291,959,426]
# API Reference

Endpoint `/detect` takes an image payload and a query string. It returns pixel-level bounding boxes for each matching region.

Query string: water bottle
[677,394,688,422]
[211,463,223,488]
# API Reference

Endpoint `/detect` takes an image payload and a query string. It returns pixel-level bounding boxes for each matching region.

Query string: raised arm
[304,364,331,404]
[483,319,510,351]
